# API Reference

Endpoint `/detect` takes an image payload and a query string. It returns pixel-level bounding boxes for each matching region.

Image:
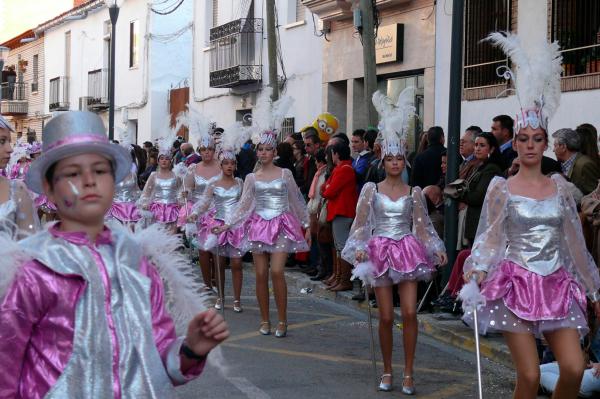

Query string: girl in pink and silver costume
[216,90,310,338]
[342,90,447,394]
[0,116,39,239]
[194,128,250,312]
[463,32,600,399]
[107,131,142,225]
[138,135,182,231]
[0,111,228,398]
[7,138,31,180]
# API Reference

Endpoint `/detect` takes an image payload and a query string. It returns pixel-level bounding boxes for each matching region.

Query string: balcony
[49,77,70,111]
[209,18,263,88]
[87,69,109,110]
[0,82,28,115]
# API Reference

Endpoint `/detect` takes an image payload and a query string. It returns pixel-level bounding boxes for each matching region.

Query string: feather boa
[458,280,486,312]
[350,261,377,287]
[0,232,32,299]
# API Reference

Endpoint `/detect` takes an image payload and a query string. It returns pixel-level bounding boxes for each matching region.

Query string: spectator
[577,123,600,164]
[172,139,184,164]
[459,126,482,179]
[143,141,154,156]
[292,141,308,197]
[553,128,600,195]
[438,150,447,188]
[139,151,158,187]
[303,131,321,195]
[236,139,256,179]
[364,128,378,151]
[422,185,444,238]
[321,141,358,291]
[274,142,296,175]
[180,143,201,166]
[410,126,446,188]
[331,132,350,146]
[457,132,503,247]
[540,362,600,398]
[491,114,517,171]
[351,129,374,190]
[365,141,385,184]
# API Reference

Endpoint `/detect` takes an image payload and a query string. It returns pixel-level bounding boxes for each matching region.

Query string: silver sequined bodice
[214,184,242,221]
[190,174,211,203]
[153,176,179,204]
[255,178,289,220]
[113,172,141,203]
[505,194,562,276]
[373,192,413,240]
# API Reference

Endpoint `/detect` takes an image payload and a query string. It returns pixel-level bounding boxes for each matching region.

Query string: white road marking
[227,377,271,399]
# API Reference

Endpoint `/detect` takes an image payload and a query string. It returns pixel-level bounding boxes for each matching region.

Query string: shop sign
[375,23,404,64]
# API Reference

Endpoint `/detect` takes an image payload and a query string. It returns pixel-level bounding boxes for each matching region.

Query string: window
[296,0,305,22]
[550,0,600,77]
[129,20,139,68]
[281,117,295,136]
[212,0,219,27]
[463,0,513,89]
[31,54,39,92]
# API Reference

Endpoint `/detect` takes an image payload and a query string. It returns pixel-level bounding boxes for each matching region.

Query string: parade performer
[138,134,182,231]
[7,139,31,180]
[342,89,447,394]
[0,111,228,398]
[193,123,250,312]
[106,129,142,226]
[0,116,39,239]
[215,88,310,337]
[463,32,600,398]
[176,109,221,289]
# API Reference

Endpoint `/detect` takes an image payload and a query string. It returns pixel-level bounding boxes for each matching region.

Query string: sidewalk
[280,265,513,368]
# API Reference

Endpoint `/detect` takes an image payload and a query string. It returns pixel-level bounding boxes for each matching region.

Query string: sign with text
[375,24,404,64]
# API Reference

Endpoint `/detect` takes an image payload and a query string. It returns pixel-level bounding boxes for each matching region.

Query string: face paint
[64,180,80,208]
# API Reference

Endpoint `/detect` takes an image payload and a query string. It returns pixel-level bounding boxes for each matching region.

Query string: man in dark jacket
[303,128,320,195]
[491,115,518,171]
[410,126,446,189]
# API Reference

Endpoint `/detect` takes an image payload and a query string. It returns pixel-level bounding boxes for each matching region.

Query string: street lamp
[104,0,124,140]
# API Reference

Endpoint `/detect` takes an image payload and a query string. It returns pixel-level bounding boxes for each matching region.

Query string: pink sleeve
[140,257,205,384]
[0,260,50,397]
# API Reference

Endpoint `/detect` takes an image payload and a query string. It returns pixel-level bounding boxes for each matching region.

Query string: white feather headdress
[156,117,178,158]
[250,87,294,146]
[218,122,252,161]
[7,138,30,173]
[175,108,215,149]
[486,32,562,131]
[372,87,415,159]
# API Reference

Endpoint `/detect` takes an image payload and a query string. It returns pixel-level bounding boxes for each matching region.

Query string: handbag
[443,179,468,199]
[317,198,328,226]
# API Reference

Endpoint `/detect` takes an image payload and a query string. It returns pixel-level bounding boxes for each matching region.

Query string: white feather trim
[250,87,294,144]
[203,233,218,250]
[173,162,188,179]
[184,222,198,240]
[0,233,32,299]
[372,88,415,155]
[219,122,251,156]
[175,108,214,149]
[458,280,486,312]
[350,261,376,287]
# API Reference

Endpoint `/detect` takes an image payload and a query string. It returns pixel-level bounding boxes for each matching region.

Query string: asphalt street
[174,265,523,399]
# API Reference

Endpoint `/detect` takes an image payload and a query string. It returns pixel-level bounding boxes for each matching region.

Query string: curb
[278,265,513,368]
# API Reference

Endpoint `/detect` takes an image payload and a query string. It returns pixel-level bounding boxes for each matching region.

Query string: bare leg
[503,331,540,399]
[217,256,226,301]
[374,285,394,384]
[270,252,289,324]
[544,328,585,399]
[199,250,213,289]
[230,257,243,302]
[253,252,270,323]
[398,281,418,386]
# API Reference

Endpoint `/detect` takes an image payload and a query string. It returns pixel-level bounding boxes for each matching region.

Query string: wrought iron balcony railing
[87,69,109,109]
[209,18,263,88]
[0,82,28,115]
[49,77,70,111]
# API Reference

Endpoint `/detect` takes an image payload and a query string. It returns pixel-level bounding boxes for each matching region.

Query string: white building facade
[435,0,600,138]
[190,0,323,133]
[37,0,193,144]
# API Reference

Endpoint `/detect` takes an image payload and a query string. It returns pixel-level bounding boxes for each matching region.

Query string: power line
[151,0,185,15]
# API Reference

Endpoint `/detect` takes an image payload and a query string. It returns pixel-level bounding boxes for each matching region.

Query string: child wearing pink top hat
[0,111,228,398]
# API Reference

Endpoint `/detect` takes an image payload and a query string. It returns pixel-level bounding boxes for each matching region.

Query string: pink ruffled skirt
[107,202,141,223]
[196,210,248,258]
[149,202,180,224]
[247,212,309,253]
[463,260,588,337]
[176,201,195,227]
[367,235,436,287]
[34,195,57,213]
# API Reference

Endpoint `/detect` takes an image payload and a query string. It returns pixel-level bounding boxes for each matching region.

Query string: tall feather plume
[175,108,213,148]
[486,32,562,120]
[250,87,294,144]
[156,116,178,157]
[372,87,415,146]
[220,121,251,155]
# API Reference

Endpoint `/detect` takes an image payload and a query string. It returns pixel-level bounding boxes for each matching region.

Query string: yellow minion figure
[312,113,339,142]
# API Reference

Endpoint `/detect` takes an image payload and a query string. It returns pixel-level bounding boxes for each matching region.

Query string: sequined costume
[463,175,600,337]
[226,168,309,253]
[0,223,205,398]
[107,168,142,223]
[341,182,444,286]
[138,172,182,224]
[0,178,40,239]
[8,160,30,180]
[193,178,248,258]
[177,169,219,227]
